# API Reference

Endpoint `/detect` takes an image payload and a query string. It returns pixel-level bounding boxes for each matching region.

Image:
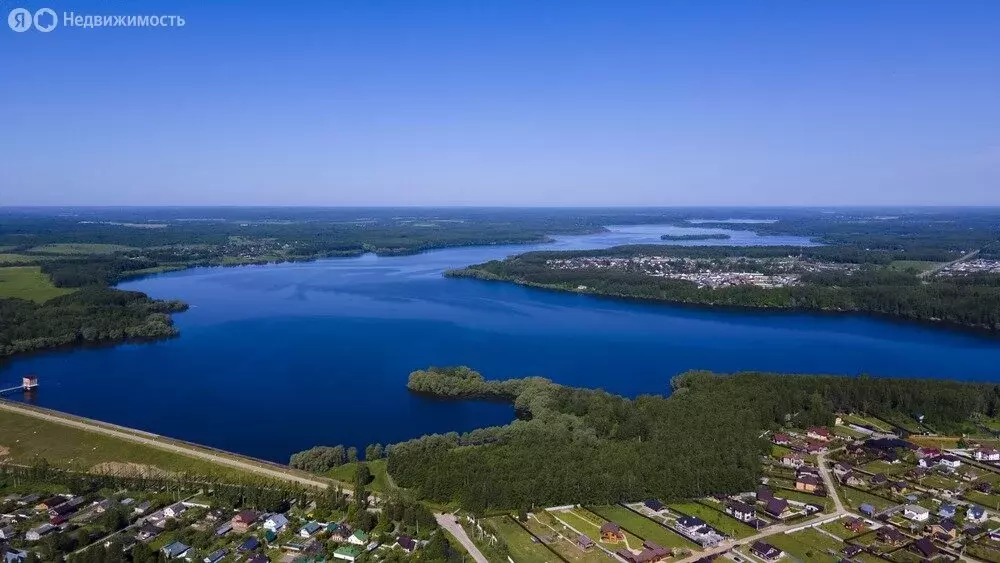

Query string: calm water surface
[3,225,1000,462]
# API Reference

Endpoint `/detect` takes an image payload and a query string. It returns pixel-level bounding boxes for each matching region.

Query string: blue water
[3,224,999,463]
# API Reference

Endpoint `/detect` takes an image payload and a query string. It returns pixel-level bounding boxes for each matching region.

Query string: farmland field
[0,266,74,302]
[30,243,135,255]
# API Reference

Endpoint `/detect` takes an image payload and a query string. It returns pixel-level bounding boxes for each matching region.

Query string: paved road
[0,400,330,489]
[436,513,490,563]
[919,249,981,278]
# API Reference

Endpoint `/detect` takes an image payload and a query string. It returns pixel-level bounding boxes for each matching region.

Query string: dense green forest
[383,367,1000,511]
[448,245,1000,331]
[0,288,187,358]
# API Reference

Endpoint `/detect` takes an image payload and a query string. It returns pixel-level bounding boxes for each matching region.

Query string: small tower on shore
[22,375,38,390]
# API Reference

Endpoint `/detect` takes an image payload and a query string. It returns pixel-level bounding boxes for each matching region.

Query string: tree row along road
[0,399,332,490]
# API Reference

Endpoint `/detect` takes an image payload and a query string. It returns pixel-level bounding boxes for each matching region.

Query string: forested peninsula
[446,245,1000,331]
[373,367,1000,511]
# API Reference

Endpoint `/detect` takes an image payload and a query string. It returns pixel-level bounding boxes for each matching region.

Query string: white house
[903,505,930,522]
[975,448,1000,462]
[968,505,989,523]
[163,503,187,519]
[26,523,56,541]
[263,513,290,533]
[939,455,962,470]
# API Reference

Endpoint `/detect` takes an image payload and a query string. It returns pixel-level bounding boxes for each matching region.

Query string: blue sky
[1,0,998,206]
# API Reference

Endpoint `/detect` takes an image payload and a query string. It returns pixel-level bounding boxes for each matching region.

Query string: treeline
[289,443,386,473]
[383,367,1000,511]
[407,366,539,400]
[449,249,1000,331]
[0,288,187,358]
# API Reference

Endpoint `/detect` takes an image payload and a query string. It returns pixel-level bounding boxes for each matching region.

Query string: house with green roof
[347,529,369,546]
[334,545,362,562]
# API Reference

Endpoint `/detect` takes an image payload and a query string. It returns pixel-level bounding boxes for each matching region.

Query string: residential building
[600,522,625,543]
[334,545,361,562]
[263,513,289,533]
[161,541,191,559]
[764,498,789,519]
[396,535,418,552]
[725,500,754,523]
[939,455,962,470]
[348,529,370,546]
[299,521,322,538]
[877,526,906,546]
[931,519,957,541]
[750,541,783,561]
[26,523,56,541]
[576,535,594,551]
[203,548,227,563]
[903,505,929,522]
[163,503,187,519]
[911,537,938,559]
[795,474,821,493]
[938,504,957,518]
[968,505,988,523]
[232,510,259,533]
[975,448,1000,462]
[773,433,790,445]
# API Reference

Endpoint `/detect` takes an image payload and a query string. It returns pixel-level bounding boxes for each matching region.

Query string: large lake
[3,224,1000,462]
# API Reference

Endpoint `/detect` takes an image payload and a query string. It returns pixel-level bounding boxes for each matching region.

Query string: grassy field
[0,406,254,479]
[30,243,135,255]
[968,543,1000,563]
[667,502,755,539]
[841,414,894,433]
[836,484,894,512]
[819,519,867,540]
[586,505,699,550]
[765,528,844,563]
[552,508,644,551]
[527,511,616,563]
[488,516,562,563]
[0,266,74,302]
[327,459,392,491]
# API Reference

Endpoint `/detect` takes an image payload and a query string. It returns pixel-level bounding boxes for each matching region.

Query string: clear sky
[1,0,998,206]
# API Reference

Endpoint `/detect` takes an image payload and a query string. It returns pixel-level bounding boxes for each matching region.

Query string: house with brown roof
[600,522,625,543]
[911,537,938,559]
[795,474,821,493]
[876,526,906,546]
[807,427,831,442]
[843,518,865,534]
[764,498,789,519]
[930,519,957,541]
[231,510,259,533]
[773,433,790,445]
[577,535,594,551]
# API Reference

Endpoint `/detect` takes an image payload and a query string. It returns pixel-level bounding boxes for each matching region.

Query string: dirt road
[436,513,490,563]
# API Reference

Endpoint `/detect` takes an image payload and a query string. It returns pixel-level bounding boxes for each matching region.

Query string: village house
[977,481,994,494]
[0,526,17,541]
[675,516,706,535]
[576,535,595,551]
[764,498,790,519]
[263,513,289,533]
[334,545,362,562]
[136,523,162,541]
[644,499,664,512]
[773,433,791,445]
[795,474,821,493]
[725,500,755,523]
[781,453,805,469]
[806,441,826,454]
[918,447,941,458]
[757,486,774,502]
[750,540,783,561]
[975,448,1000,462]
[34,496,65,511]
[617,540,672,563]
[870,473,888,486]
[203,548,227,563]
[396,535,418,553]
[0,545,27,563]
[890,481,908,494]
[911,537,939,559]
[968,505,988,523]
[860,504,876,517]
[842,472,866,487]
[842,544,863,559]
[903,504,930,522]
[232,510,259,533]
[833,463,851,478]
[843,518,865,534]
[919,456,940,468]
[163,503,187,519]
[299,521,322,538]
[807,427,831,442]
[348,529,370,546]
[877,526,907,546]
[600,522,626,543]
[939,455,962,470]
[25,523,56,541]
[938,504,957,518]
[161,541,191,559]
[930,519,958,541]
[238,536,260,553]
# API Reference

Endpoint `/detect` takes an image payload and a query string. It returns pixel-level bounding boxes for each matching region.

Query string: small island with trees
[660,233,731,241]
